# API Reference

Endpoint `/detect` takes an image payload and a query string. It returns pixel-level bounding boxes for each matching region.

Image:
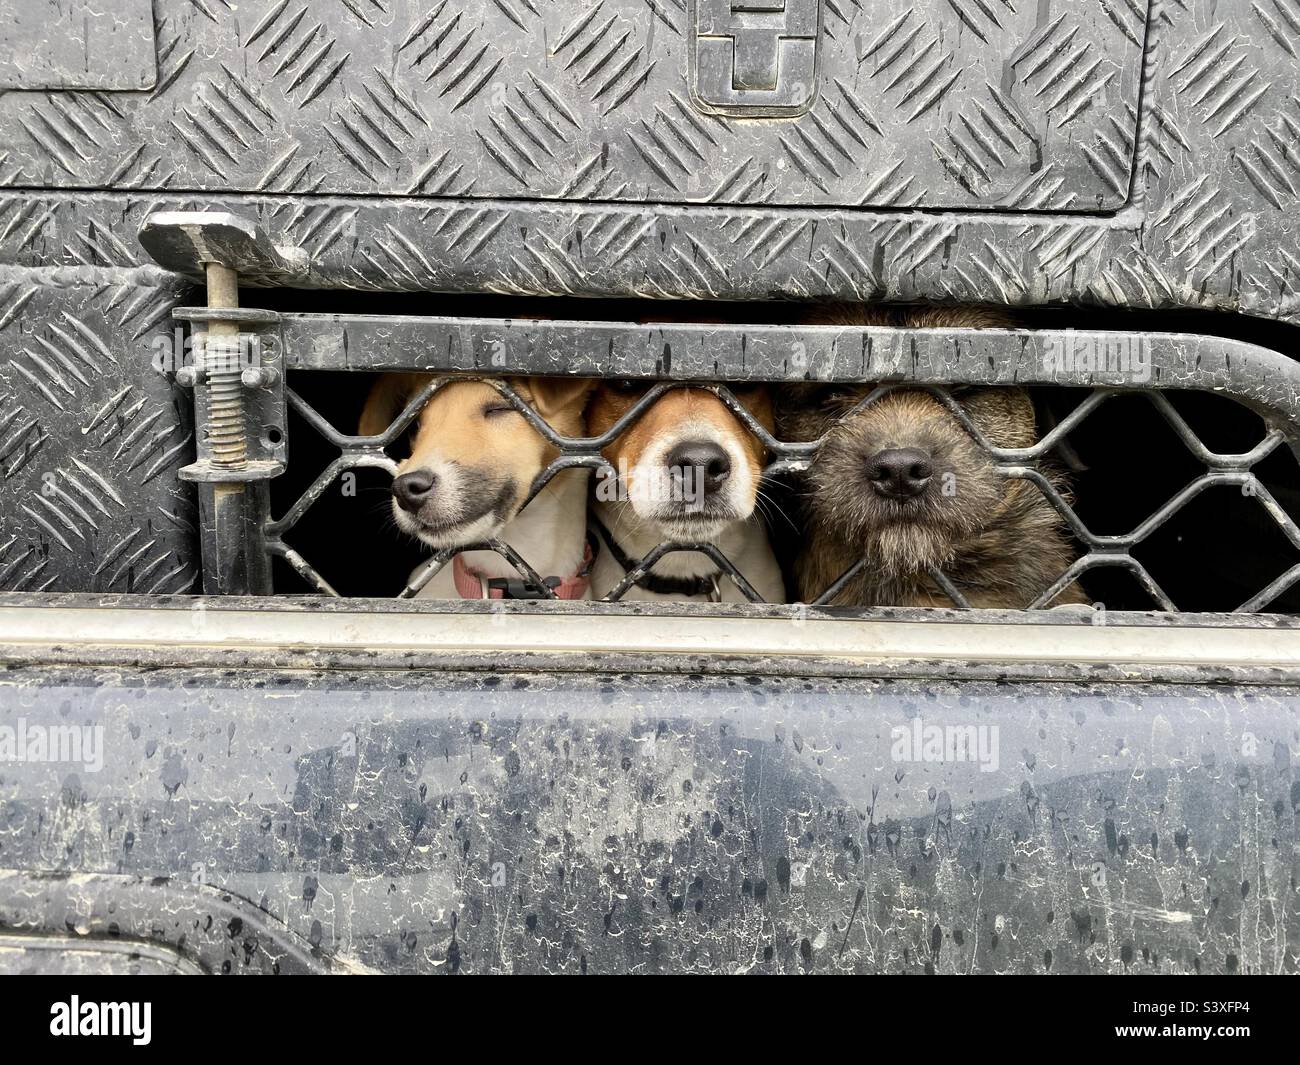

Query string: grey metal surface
[0,0,1296,323]
[3,592,1300,685]
[139,211,309,284]
[275,314,1300,414]
[0,933,207,975]
[0,662,1293,974]
[0,0,157,92]
[0,268,197,594]
[0,0,1147,210]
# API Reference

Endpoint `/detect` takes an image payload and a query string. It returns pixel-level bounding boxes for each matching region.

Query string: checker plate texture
[0,1,1293,319]
[0,0,1147,210]
[0,0,1298,585]
[0,270,197,594]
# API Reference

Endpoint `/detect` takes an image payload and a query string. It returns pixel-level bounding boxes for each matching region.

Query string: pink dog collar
[452,542,594,600]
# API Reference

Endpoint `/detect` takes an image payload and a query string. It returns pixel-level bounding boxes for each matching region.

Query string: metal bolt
[203,263,246,469]
[241,365,279,389]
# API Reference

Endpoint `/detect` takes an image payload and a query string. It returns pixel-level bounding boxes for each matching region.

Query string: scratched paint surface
[0,667,1294,974]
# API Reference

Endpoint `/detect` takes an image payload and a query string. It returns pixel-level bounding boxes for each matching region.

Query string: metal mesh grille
[265,373,1300,611]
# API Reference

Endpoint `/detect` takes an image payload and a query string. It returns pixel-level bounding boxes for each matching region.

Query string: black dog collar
[590,517,720,599]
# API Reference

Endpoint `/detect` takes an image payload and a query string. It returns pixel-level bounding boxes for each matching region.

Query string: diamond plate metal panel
[0,0,1296,321]
[0,271,197,593]
[0,0,1148,210]
[0,0,1292,324]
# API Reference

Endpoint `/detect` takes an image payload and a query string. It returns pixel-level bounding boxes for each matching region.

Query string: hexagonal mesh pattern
[266,374,1300,611]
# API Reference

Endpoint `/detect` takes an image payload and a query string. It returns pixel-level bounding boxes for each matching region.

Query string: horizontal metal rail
[275,317,1300,427]
[1,596,1299,685]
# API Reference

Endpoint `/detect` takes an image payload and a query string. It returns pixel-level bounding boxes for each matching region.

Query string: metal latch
[692,0,820,116]
[138,212,304,595]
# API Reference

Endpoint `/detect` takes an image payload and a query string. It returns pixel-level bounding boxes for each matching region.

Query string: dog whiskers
[754,486,798,534]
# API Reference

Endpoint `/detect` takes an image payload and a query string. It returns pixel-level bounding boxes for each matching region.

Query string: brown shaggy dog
[778,305,1086,608]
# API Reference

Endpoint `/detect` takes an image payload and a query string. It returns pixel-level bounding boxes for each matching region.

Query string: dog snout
[392,468,437,513]
[667,440,732,496]
[867,447,933,500]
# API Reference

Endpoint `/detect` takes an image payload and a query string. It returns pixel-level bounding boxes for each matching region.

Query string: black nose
[867,447,933,499]
[667,441,732,495]
[392,469,437,513]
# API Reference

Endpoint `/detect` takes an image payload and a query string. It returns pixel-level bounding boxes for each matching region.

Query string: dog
[777,305,1086,608]
[359,374,594,599]
[585,379,785,602]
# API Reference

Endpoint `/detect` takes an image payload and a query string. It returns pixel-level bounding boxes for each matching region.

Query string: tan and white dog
[359,374,595,599]
[585,380,785,602]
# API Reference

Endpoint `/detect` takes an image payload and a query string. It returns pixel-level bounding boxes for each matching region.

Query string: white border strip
[0,605,1297,670]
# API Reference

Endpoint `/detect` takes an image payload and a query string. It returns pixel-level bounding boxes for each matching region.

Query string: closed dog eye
[815,384,872,406]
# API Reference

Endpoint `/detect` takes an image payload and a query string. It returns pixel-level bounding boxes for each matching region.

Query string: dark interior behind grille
[270,368,1300,612]
[213,289,1300,612]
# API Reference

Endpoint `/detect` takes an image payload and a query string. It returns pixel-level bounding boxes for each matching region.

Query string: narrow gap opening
[273,375,1300,611]
[248,294,1300,611]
